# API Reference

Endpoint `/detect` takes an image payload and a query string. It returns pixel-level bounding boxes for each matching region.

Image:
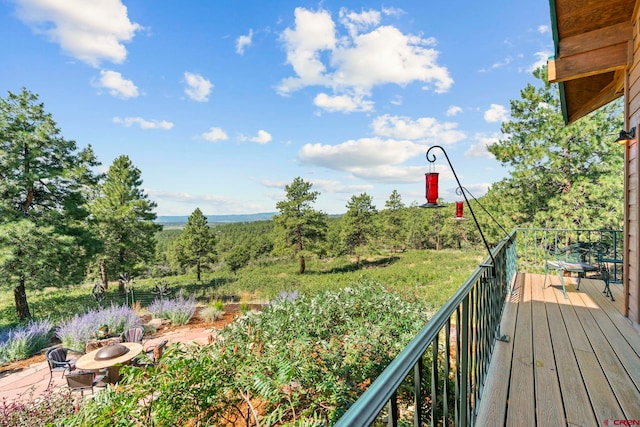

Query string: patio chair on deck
[543,243,604,299]
[592,250,614,302]
[45,347,83,386]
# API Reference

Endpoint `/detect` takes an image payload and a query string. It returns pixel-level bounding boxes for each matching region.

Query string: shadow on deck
[476,273,640,426]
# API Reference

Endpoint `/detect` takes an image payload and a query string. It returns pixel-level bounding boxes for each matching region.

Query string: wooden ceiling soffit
[563,73,624,123]
[548,22,632,83]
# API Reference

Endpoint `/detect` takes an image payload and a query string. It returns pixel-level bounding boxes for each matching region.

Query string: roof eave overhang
[547,0,633,124]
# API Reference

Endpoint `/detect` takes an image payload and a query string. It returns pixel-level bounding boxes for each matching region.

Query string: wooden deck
[476,273,640,426]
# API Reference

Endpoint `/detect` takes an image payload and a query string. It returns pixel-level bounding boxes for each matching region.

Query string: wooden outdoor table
[76,342,143,383]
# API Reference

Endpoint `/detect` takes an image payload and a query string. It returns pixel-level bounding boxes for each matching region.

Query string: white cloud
[371,114,466,144]
[492,56,512,69]
[260,180,291,189]
[462,183,491,198]
[236,29,253,54]
[348,164,429,183]
[261,178,372,193]
[14,0,141,67]
[113,117,173,130]
[314,92,374,112]
[465,133,499,158]
[145,188,267,216]
[381,7,405,17]
[298,137,424,171]
[201,127,228,142]
[93,70,138,98]
[339,8,381,38]
[278,8,336,94]
[277,7,453,112]
[332,26,452,91]
[390,95,403,106]
[241,130,272,144]
[184,72,213,102]
[538,25,550,34]
[483,104,509,123]
[446,106,462,116]
[528,50,551,73]
[298,136,442,184]
[307,178,374,193]
[479,56,513,73]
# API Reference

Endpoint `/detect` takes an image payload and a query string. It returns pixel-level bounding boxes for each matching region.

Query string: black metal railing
[335,231,517,426]
[516,228,623,281]
[335,227,621,426]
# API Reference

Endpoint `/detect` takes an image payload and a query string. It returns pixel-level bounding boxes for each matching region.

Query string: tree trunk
[197,261,202,281]
[296,231,305,274]
[100,259,108,289]
[14,277,31,320]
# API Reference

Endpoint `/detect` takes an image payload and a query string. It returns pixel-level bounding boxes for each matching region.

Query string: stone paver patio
[0,326,218,403]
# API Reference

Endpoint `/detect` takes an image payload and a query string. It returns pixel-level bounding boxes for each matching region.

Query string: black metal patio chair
[45,347,83,386]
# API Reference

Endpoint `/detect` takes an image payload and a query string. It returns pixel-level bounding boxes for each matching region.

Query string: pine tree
[383,189,406,252]
[0,88,101,320]
[171,208,217,281]
[487,66,624,230]
[273,177,328,274]
[90,155,161,288]
[342,193,378,268]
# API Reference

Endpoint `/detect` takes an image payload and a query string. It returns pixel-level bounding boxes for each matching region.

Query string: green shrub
[238,301,251,315]
[211,300,225,311]
[0,387,76,426]
[200,306,224,322]
[65,282,434,426]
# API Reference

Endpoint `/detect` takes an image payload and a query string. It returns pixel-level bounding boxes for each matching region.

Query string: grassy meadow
[0,248,484,329]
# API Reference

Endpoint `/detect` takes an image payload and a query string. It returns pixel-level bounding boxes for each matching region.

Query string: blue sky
[0,0,553,216]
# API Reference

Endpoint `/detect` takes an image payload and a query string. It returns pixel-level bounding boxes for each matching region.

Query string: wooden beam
[549,42,629,83]
[566,78,623,123]
[558,22,632,57]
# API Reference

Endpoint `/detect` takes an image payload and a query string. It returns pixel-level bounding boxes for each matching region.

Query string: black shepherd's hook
[425,145,496,274]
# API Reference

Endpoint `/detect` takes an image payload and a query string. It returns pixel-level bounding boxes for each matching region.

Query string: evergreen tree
[487,66,624,230]
[90,155,161,289]
[273,177,328,274]
[171,208,217,281]
[226,246,250,274]
[383,189,406,252]
[0,89,101,320]
[342,193,378,268]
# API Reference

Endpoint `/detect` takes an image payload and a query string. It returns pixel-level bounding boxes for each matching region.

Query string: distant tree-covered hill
[157,212,277,225]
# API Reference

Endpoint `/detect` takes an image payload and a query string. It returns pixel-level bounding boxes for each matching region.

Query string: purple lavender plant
[277,290,299,302]
[0,319,54,363]
[147,291,196,326]
[56,304,140,350]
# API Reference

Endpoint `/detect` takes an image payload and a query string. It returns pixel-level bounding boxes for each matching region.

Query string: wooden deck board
[564,285,627,421]
[542,279,597,427]
[530,273,565,425]
[475,273,640,426]
[580,278,640,358]
[571,283,640,419]
[506,273,535,427]
[474,274,522,427]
